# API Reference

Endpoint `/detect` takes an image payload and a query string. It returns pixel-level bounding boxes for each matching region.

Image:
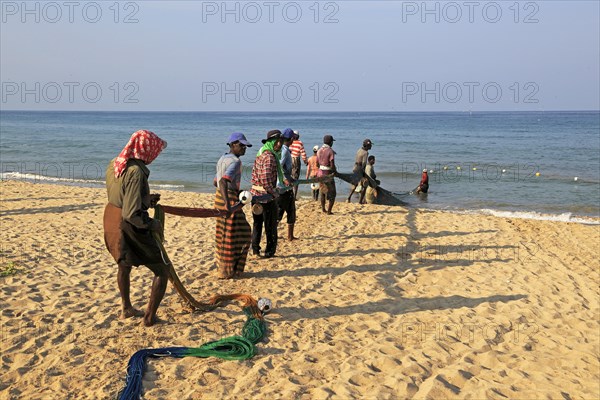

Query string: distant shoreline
[2,178,598,225]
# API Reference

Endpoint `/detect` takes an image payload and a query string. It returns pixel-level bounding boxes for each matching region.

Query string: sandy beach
[1,179,598,399]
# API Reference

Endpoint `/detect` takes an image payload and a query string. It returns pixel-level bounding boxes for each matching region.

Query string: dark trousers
[277,190,296,224]
[312,189,320,201]
[252,200,278,255]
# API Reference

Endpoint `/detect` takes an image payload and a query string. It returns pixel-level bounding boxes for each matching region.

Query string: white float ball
[257,298,272,313]
[239,190,252,204]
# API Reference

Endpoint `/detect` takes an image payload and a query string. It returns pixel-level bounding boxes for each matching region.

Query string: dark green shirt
[106,158,153,230]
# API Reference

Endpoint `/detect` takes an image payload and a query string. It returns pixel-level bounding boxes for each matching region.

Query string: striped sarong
[291,156,301,180]
[214,189,251,279]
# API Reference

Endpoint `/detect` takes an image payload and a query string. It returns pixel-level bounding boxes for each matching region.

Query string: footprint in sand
[200,367,221,386]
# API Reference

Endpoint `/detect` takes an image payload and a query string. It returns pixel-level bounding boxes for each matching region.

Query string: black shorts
[277,190,296,224]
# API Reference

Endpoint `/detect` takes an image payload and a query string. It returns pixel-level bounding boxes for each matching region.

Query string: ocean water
[1,111,599,221]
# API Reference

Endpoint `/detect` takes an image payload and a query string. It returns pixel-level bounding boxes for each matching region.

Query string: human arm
[219,177,244,214]
[148,193,161,207]
[121,174,160,231]
[329,151,337,173]
[301,144,308,164]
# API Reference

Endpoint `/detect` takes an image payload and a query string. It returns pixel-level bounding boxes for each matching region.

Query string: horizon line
[1,109,599,113]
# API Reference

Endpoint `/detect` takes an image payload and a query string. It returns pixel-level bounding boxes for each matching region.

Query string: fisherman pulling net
[335,171,408,206]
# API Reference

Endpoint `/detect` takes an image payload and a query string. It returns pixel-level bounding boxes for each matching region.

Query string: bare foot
[143,313,164,327]
[327,211,334,215]
[121,307,144,319]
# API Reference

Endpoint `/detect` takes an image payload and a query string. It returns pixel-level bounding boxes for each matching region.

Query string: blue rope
[117,308,266,400]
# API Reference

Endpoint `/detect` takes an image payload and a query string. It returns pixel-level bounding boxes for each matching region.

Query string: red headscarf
[114,130,167,178]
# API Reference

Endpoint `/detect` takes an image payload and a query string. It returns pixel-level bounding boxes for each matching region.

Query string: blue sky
[1,0,599,111]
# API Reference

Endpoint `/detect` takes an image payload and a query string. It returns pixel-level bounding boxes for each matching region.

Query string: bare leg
[359,188,367,204]
[118,265,143,319]
[327,199,335,215]
[320,192,327,213]
[143,265,169,327]
[347,185,356,203]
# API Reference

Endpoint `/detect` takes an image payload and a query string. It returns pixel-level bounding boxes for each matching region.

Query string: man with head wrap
[103,130,168,327]
[250,130,287,258]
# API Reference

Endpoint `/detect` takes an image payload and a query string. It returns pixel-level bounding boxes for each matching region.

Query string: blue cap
[227,132,252,147]
[282,128,295,139]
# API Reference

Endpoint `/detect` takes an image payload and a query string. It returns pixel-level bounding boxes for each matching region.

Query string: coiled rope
[116,205,267,399]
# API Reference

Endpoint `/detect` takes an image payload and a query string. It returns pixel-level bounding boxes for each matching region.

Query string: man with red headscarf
[103,130,168,327]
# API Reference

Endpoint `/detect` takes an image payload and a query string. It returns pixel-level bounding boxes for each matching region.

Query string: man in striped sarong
[213,132,253,279]
[289,130,307,199]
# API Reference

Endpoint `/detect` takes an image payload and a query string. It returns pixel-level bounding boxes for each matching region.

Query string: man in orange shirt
[306,145,320,200]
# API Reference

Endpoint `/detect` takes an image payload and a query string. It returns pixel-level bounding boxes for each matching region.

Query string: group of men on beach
[221,129,339,263]
[102,129,381,326]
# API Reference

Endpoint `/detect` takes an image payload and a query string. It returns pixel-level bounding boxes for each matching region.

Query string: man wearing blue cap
[213,132,253,278]
[278,128,298,240]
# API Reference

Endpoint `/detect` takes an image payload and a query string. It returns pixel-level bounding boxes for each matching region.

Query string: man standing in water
[415,169,429,194]
[103,129,168,327]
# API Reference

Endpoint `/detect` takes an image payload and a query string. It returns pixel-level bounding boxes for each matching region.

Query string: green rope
[241,308,267,344]
[119,203,269,400]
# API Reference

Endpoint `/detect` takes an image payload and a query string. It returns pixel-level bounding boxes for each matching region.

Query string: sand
[1,180,598,399]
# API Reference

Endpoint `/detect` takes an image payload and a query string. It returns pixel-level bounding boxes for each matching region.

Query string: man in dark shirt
[104,130,167,327]
[277,128,298,240]
[347,138,373,204]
